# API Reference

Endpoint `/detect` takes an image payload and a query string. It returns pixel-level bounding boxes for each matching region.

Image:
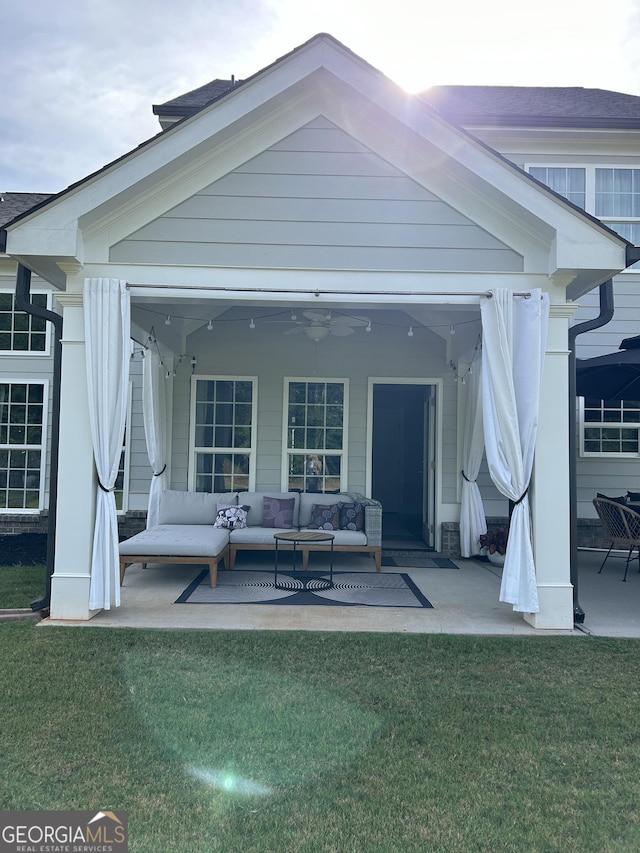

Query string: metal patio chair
[592,497,640,581]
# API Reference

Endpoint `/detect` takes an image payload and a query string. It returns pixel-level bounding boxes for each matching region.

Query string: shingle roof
[421,86,640,128]
[152,78,242,117]
[0,192,52,229]
[0,192,53,251]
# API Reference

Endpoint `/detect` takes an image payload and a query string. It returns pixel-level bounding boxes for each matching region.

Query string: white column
[524,304,575,629]
[49,290,98,620]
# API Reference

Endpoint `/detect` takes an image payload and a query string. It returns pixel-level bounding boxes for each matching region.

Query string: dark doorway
[371,383,430,545]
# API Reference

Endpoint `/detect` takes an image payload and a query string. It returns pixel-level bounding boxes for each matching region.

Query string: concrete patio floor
[42,547,640,637]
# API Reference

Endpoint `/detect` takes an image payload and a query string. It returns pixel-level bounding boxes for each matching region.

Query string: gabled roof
[422,86,640,129]
[4,34,629,296]
[0,192,53,251]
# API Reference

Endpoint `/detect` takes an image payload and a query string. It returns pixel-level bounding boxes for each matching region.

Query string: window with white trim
[580,397,640,456]
[0,381,47,509]
[284,379,347,493]
[190,377,256,493]
[0,291,50,353]
[528,164,640,246]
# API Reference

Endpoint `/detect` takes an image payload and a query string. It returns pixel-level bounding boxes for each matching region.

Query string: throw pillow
[263,496,295,528]
[338,501,364,531]
[213,505,249,530]
[628,492,640,503]
[308,503,341,530]
[597,492,628,505]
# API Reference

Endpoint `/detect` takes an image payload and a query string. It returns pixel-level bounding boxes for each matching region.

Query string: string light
[366,320,372,332]
[164,315,171,326]
[249,318,255,329]
[291,310,297,321]
[408,326,413,337]
[449,325,456,335]
[207,319,213,331]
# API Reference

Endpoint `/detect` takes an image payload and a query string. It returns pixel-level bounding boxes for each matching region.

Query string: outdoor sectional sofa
[118,489,383,587]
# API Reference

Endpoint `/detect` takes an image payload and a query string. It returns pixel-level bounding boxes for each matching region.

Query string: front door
[371,383,434,545]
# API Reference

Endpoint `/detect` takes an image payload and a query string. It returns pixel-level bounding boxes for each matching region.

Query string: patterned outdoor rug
[381,554,458,569]
[176,569,433,608]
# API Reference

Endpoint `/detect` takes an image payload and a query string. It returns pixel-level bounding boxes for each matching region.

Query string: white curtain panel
[480,288,549,612]
[143,349,167,528]
[459,356,487,557]
[84,278,131,610]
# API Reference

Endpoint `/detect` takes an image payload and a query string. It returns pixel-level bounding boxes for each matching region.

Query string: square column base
[50,574,101,621]
[523,584,574,630]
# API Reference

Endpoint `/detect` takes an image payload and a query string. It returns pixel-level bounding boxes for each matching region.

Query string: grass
[0,563,46,608]
[1,624,640,852]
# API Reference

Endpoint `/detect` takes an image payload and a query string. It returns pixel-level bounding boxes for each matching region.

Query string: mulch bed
[0,533,47,565]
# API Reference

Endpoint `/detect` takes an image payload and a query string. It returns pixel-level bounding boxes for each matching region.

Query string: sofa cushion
[308,503,341,530]
[119,524,229,557]
[299,492,351,527]
[157,490,237,525]
[238,492,300,527]
[230,527,295,545]
[299,528,368,546]
[338,502,365,531]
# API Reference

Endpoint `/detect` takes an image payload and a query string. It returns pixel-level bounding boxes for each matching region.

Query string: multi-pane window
[581,398,640,456]
[528,166,586,209]
[0,382,46,509]
[527,164,640,245]
[595,168,640,245]
[285,380,346,493]
[0,292,48,353]
[190,377,255,493]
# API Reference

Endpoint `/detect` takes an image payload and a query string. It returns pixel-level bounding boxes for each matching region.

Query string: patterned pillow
[263,496,295,528]
[214,505,249,530]
[338,502,364,531]
[308,503,341,530]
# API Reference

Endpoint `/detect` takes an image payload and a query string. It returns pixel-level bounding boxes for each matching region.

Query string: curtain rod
[125,284,532,298]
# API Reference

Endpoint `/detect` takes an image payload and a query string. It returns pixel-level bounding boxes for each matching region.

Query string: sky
[4,0,640,194]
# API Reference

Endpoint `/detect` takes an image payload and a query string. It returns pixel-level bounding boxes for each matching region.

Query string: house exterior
[2,34,636,628]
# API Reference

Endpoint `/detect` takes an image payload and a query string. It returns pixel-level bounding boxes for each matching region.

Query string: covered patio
[5,34,630,631]
[41,548,640,638]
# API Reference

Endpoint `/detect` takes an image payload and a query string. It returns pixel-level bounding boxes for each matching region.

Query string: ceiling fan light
[304,325,330,342]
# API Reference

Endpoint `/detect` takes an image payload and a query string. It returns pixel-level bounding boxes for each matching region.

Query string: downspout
[14,263,62,614]
[568,281,613,624]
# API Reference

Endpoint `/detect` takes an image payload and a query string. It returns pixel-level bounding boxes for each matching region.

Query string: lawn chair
[592,497,640,581]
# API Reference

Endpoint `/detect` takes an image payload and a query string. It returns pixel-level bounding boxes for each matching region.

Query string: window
[529,166,586,209]
[595,168,640,245]
[580,398,640,456]
[527,164,640,246]
[190,377,256,493]
[0,382,47,509]
[0,291,49,353]
[284,379,347,493]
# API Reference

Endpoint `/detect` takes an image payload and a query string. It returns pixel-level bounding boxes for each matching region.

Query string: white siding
[110,117,522,273]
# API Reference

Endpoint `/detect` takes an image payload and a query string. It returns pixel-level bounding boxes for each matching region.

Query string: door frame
[366,377,443,552]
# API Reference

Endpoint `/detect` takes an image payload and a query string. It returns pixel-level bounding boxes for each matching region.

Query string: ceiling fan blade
[329,325,354,336]
[303,309,330,322]
[283,326,306,335]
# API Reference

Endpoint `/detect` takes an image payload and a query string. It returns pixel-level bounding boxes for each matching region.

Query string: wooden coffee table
[273,530,335,590]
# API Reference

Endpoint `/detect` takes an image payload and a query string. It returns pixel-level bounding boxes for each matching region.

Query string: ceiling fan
[283,310,370,342]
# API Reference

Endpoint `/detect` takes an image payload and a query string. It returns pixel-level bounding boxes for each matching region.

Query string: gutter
[14,263,62,614]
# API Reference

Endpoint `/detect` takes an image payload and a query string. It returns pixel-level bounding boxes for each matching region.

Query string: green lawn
[0,563,46,608]
[1,621,639,852]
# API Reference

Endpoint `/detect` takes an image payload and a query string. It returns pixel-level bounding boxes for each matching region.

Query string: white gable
[110,118,522,273]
